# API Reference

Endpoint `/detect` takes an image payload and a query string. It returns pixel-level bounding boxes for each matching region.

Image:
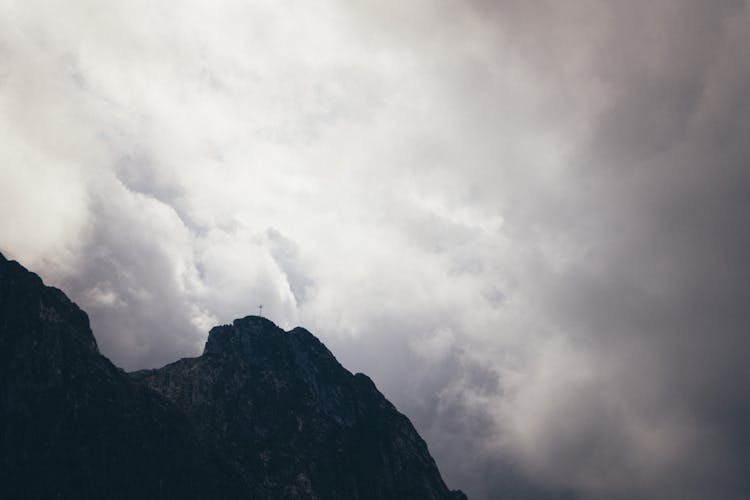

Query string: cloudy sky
[2,1,750,498]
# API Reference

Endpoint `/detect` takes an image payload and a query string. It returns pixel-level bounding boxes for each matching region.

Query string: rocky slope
[0,252,466,499]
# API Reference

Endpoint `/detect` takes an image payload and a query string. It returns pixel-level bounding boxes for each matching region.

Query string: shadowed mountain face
[0,252,466,500]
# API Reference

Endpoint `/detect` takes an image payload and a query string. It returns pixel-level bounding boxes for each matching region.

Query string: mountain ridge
[0,251,467,499]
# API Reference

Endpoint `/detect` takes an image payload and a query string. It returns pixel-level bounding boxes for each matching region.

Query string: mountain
[0,252,467,500]
[133,317,466,499]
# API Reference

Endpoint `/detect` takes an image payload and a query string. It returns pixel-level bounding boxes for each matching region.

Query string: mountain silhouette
[0,252,466,499]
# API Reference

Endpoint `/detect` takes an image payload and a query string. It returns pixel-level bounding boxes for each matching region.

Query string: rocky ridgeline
[0,252,466,500]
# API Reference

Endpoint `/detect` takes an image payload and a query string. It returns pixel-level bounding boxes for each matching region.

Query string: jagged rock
[0,252,466,499]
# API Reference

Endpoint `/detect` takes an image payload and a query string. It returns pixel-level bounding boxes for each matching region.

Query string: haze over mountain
[2,2,750,499]
[0,252,466,499]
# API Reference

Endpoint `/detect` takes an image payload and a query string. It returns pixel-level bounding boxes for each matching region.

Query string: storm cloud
[2,1,750,499]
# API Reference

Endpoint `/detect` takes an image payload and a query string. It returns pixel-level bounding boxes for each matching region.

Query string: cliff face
[0,252,466,499]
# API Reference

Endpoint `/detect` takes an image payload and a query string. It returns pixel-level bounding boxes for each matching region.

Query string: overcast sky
[2,1,750,499]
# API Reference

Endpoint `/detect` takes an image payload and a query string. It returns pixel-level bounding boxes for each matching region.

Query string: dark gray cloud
[454,2,750,498]
[2,1,750,499]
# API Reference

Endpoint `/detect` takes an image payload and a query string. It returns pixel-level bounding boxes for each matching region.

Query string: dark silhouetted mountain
[0,252,466,500]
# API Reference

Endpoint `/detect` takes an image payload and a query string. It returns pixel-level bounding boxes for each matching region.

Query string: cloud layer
[2,1,749,499]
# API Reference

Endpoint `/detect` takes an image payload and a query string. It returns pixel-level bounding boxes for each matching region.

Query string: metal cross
[259,304,263,317]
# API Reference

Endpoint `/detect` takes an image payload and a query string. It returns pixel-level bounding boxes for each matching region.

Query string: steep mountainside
[134,317,467,500]
[0,252,466,499]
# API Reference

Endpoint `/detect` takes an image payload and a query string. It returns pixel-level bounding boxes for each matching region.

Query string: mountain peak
[234,314,280,330]
[203,315,286,356]
[203,315,337,363]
